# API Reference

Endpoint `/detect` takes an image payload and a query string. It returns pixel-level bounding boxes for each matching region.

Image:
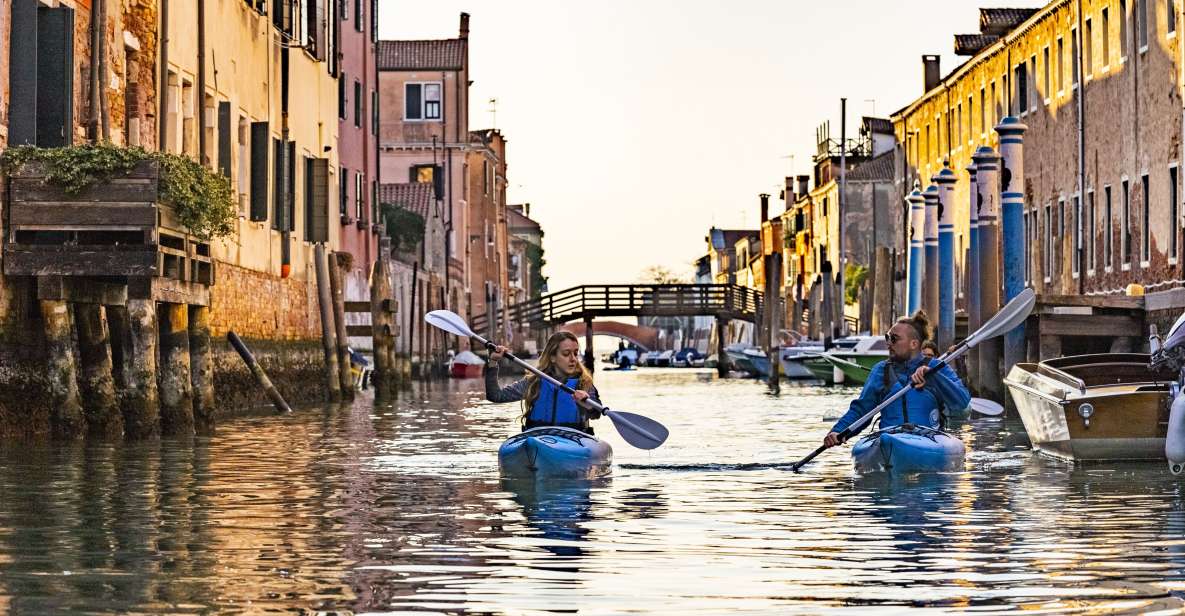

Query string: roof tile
[379,182,434,219]
[378,39,465,71]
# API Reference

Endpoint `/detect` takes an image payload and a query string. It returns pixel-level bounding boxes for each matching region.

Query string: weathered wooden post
[966,161,980,391]
[767,254,782,392]
[41,299,86,438]
[109,299,160,438]
[227,331,293,414]
[974,146,1003,400]
[158,302,195,435]
[715,315,729,377]
[906,188,926,316]
[996,116,1029,381]
[328,252,354,398]
[188,305,216,431]
[872,246,893,335]
[73,303,121,438]
[370,256,394,398]
[583,316,595,372]
[314,244,342,401]
[923,183,940,322]
[936,166,958,350]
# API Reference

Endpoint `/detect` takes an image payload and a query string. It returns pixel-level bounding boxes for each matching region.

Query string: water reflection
[0,371,1180,613]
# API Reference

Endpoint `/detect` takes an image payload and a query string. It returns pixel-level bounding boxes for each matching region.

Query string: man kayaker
[485,331,604,434]
[823,311,970,447]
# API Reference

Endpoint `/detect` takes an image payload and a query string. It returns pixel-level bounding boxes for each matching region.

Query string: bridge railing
[470,284,762,334]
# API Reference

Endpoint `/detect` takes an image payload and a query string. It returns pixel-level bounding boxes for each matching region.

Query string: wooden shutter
[272,138,286,230]
[37,5,74,147]
[9,0,38,145]
[287,141,296,232]
[250,122,269,222]
[218,101,232,177]
[308,158,330,242]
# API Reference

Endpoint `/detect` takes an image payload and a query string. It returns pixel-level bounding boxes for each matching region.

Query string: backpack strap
[884,360,910,424]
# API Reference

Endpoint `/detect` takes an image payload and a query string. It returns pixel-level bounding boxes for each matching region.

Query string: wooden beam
[344,300,395,314]
[1037,294,1145,311]
[3,247,156,276]
[11,177,158,203]
[1039,313,1144,337]
[36,276,128,305]
[9,202,156,227]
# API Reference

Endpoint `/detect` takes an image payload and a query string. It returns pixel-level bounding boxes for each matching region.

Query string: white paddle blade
[966,288,1037,347]
[424,310,476,339]
[969,397,1004,416]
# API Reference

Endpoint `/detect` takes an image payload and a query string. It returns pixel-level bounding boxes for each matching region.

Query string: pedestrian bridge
[557,320,659,351]
[471,283,762,334]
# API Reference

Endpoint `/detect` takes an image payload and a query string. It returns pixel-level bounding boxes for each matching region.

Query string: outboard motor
[1150,314,1185,474]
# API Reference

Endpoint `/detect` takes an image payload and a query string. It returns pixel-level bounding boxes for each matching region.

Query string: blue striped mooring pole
[906,188,926,316]
[973,145,1003,400]
[923,183,940,323]
[936,165,957,351]
[965,161,980,391]
[996,117,1028,375]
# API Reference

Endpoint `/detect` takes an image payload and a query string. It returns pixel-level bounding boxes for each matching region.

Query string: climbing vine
[844,263,869,305]
[526,243,548,296]
[380,203,426,251]
[0,143,236,240]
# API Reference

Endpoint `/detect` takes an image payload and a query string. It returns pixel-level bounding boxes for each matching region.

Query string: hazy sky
[378,0,1047,292]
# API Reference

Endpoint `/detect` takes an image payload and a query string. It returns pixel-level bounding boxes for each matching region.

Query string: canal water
[3,368,1185,614]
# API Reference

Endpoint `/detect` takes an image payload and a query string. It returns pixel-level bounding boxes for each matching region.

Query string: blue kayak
[851,424,965,474]
[498,426,613,479]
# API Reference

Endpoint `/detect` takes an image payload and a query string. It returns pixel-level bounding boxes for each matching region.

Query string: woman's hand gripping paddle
[789,288,1036,472]
[425,310,670,450]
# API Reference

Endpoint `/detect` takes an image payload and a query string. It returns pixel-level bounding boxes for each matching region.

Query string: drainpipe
[89,0,100,141]
[98,0,109,140]
[1076,0,1087,294]
[159,0,168,148]
[197,0,206,162]
[280,29,291,278]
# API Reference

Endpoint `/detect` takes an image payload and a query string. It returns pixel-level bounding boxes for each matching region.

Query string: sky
[378,0,1048,292]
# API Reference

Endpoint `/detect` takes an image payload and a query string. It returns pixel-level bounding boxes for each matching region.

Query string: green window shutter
[249,122,270,222]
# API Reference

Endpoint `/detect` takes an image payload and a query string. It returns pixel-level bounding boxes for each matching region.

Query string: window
[979,87,986,134]
[1024,210,1031,283]
[371,0,379,43]
[182,79,195,157]
[968,95,974,142]
[355,171,363,220]
[1072,28,1079,86]
[341,0,348,20]
[1073,195,1081,277]
[1044,201,1053,281]
[1088,190,1096,273]
[338,73,346,120]
[1043,46,1051,99]
[238,116,249,216]
[1122,0,1130,59]
[355,0,363,31]
[1142,173,1150,264]
[1173,166,1181,261]
[1171,0,1178,35]
[1057,37,1065,92]
[371,90,378,135]
[956,103,962,146]
[1103,8,1112,65]
[1085,18,1094,77]
[1015,64,1027,115]
[1122,179,1132,267]
[1138,0,1149,49]
[1105,185,1114,269]
[405,82,442,121]
[1058,197,1066,277]
[250,122,269,222]
[1029,56,1038,110]
[354,80,362,128]
[340,165,349,218]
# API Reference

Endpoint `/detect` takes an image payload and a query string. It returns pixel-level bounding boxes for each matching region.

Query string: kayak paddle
[790,287,1036,472]
[969,397,1004,416]
[424,309,670,450]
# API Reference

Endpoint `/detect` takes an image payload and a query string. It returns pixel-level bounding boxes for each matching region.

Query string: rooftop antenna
[865,99,877,117]
[488,98,499,128]
[779,153,796,175]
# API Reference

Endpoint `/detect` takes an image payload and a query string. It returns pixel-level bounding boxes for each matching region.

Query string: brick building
[466,129,509,340]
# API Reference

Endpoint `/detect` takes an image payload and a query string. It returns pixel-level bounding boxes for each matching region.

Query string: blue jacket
[485,363,601,432]
[830,354,971,437]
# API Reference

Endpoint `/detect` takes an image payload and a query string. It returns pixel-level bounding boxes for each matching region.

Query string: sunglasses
[884,333,902,344]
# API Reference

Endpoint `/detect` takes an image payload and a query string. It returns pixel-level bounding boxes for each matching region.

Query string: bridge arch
[558,320,658,351]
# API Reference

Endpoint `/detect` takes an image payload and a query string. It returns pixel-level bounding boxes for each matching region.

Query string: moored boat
[497,426,614,479]
[779,343,824,379]
[803,335,888,384]
[723,343,758,375]
[742,348,771,377]
[1003,353,1176,461]
[449,350,485,378]
[851,424,966,474]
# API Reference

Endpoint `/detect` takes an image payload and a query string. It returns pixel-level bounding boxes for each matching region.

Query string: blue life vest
[527,376,583,427]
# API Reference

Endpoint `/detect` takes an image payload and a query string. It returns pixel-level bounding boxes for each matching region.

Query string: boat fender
[1166,389,1185,475]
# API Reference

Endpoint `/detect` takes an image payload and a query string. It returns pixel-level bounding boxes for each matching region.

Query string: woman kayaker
[485,331,603,434]
[823,311,970,447]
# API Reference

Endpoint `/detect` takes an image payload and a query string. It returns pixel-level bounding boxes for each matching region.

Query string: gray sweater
[484,363,601,406]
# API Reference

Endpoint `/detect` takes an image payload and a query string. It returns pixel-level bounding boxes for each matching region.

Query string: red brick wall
[208,261,322,340]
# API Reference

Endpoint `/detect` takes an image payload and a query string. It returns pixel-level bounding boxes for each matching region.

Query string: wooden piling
[158,302,195,435]
[314,244,342,401]
[109,299,160,438]
[328,252,354,398]
[716,316,729,377]
[189,305,216,432]
[872,246,893,335]
[370,257,394,398]
[227,330,293,414]
[74,303,122,438]
[583,316,595,372]
[41,300,85,438]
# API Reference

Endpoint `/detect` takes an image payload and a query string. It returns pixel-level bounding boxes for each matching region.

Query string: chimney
[922,54,940,92]
[759,193,770,222]
[459,12,470,39]
[797,175,810,198]
[784,176,796,209]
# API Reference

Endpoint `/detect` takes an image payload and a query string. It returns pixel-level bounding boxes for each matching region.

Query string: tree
[638,265,689,284]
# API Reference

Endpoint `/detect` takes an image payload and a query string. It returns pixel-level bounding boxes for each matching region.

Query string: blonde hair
[522,331,595,422]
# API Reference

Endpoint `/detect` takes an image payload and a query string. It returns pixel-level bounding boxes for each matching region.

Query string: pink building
[378,13,471,319]
[337,0,381,297]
